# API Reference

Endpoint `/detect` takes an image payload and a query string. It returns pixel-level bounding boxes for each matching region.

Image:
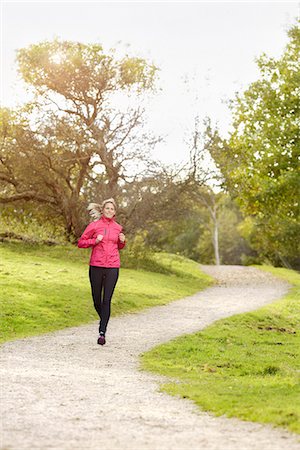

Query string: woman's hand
[95,234,104,244]
[119,233,126,243]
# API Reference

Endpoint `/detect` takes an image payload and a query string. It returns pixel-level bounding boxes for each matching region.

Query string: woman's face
[103,202,116,219]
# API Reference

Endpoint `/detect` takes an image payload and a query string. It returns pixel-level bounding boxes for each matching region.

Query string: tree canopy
[207,23,300,266]
[0,40,159,239]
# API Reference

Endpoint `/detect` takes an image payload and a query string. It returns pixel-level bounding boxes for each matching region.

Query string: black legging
[89,266,119,334]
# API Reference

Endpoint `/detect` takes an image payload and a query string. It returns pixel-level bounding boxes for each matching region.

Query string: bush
[241,254,264,266]
[121,232,172,274]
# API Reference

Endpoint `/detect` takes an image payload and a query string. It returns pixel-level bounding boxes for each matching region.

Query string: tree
[0,40,158,240]
[185,117,222,265]
[207,23,300,266]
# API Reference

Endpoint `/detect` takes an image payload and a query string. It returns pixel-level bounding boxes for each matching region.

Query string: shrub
[121,232,172,274]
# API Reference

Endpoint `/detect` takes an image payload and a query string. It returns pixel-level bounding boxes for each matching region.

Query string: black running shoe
[97,334,106,345]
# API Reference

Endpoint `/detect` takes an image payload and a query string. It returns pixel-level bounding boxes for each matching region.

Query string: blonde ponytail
[87,203,101,221]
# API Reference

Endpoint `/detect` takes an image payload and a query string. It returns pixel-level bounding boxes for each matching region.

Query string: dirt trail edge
[1,265,299,450]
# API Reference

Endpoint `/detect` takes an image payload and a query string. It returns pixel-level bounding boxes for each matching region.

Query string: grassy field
[0,242,212,343]
[141,266,300,434]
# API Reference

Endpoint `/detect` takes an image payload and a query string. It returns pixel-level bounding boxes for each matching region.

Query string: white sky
[1,1,299,165]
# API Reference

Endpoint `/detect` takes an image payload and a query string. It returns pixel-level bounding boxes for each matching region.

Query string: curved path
[1,265,300,450]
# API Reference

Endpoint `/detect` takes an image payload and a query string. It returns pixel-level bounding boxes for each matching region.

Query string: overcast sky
[1,1,299,165]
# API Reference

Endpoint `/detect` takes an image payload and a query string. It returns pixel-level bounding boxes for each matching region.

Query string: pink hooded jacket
[77,216,125,268]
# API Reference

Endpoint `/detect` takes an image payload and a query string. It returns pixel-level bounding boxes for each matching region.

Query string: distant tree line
[1,22,299,268]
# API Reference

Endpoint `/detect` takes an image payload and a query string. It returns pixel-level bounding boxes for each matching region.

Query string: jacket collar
[101,215,114,224]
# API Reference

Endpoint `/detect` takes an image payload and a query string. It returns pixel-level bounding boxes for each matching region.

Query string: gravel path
[1,265,300,450]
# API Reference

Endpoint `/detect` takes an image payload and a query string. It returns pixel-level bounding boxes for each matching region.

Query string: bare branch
[0,192,57,204]
[0,173,18,187]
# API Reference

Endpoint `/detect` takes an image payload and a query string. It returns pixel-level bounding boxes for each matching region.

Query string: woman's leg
[89,266,105,331]
[100,268,119,334]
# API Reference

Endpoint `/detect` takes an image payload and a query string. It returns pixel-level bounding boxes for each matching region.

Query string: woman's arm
[118,231,126,249]
[77,223,97,248]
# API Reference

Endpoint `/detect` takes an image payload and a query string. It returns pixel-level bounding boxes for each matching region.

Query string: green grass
[141,266,300,435]
[0,242,212,343]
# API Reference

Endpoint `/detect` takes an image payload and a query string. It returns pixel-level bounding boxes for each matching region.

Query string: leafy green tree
[207,23,300,266]
[0,40,158,239]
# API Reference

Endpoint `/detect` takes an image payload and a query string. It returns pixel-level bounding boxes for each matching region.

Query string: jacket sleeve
[118,240,126,250]
[118,226,126,250]
[77,223,97,248]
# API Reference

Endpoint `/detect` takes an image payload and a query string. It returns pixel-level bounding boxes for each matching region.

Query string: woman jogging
[78,198,126,345]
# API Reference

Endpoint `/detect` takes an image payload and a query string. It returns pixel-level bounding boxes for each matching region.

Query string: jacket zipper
[106,223,110,265]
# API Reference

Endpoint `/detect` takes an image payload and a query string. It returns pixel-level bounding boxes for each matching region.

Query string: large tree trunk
[63,198,87,241]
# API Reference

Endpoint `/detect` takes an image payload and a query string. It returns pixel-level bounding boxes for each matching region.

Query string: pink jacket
[78,216,125,268]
